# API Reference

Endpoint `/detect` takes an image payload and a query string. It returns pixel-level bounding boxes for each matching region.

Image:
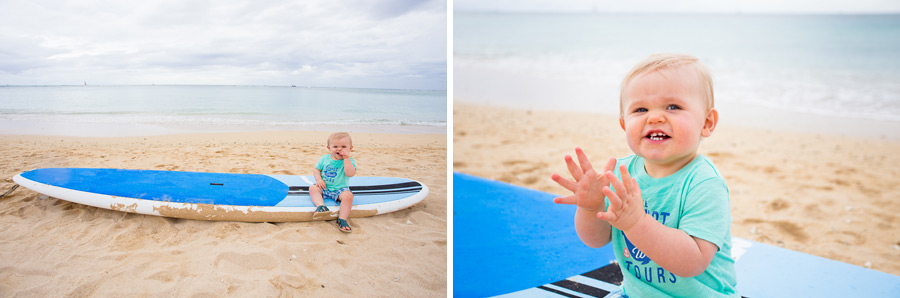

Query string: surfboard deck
[13,168,428,222]
[453,172,900,297]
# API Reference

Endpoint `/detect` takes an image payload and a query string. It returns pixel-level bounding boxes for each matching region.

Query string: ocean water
[0,85,447,136]
[455,13,900,125]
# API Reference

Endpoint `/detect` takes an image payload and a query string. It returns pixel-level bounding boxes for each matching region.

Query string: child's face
[327,137,352,159]
[619,66,717,169]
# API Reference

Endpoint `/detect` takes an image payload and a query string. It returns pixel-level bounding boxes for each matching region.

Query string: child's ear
[701,108,719,137]
[619,118,626,131]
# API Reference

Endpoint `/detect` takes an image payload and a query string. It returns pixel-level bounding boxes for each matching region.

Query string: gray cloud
[454,0,900,14]
[0,0,447,89]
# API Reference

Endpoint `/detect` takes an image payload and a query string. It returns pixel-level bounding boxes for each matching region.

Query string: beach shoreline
[453,60,900,140]
[0,130,447,297]
[453,102,900,276]
[0,119,447,137]
[0,85,448,138]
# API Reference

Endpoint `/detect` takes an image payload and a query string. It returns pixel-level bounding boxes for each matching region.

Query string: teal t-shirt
[610,154,738,298]
[315,154,356,191]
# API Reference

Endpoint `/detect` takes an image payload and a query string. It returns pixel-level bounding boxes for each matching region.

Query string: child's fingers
[601,157,617,174]
[619,164,633,194]
[553,195,577,205]
[564,155,583,181]
[577,170,596,194]
[574,147,595,174]
[597,187,620,222]
[602,185,622,211]
[605,171,629,197]
[597,210,616,222]
[551,173,577,192]
[631,178,641,198]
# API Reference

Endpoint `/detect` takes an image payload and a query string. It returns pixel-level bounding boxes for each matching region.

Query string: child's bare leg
[310,185,325,207]
[338,191,354,220]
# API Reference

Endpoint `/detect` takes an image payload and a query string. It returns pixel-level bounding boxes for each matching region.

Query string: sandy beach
[0,131,447,297]
[453,102,900,276]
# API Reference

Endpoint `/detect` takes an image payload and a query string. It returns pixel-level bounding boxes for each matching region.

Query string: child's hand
[551,147,618,211]
[338,148,351,159]
[315,178,327,190]
[599,165,647,232]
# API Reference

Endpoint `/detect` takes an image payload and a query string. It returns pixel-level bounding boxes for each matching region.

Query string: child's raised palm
[552,147,617,211]
[600,165,646,232]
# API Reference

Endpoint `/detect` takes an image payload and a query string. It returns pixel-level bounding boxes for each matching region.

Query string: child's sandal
[336,218,352,233]
[313,205,330,220]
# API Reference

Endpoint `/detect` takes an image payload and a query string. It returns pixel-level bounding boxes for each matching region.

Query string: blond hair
[327,132,352,146]
[619,53,714,116]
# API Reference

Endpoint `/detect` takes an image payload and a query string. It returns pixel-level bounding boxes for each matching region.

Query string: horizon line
[0,84,448,92]
[455,10,900,16]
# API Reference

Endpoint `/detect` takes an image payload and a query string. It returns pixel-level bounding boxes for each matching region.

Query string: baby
[311,132,357,233]
[552,54,738,297]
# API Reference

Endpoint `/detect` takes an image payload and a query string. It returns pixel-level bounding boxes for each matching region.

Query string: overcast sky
[0,0,446,89]
[454,0,900,14]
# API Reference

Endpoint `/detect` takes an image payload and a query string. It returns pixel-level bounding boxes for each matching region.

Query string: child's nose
[647,111,666,124]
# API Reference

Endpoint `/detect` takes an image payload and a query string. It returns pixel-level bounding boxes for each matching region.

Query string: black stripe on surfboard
[535,263,619,297]
[289,186,422,194]
[347,181,421,191]
[549,280,610,297]
[582,263,624,285]
[289,189,421,195]
[536,263,750,298]
[288,181,421,192]
[287,188,422,196]
[535,286,584,298]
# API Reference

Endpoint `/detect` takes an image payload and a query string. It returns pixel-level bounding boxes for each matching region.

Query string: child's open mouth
[646,131,671,142]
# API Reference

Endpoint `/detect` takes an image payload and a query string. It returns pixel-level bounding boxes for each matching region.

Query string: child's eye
[633,108,648,113]
[667,104,681,110]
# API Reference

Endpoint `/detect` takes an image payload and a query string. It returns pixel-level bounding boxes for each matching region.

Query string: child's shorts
[322,187,351,202]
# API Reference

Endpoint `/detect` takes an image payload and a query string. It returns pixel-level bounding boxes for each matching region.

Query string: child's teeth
[649,132,667,140]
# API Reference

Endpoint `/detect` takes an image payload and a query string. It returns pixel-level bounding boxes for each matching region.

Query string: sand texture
[454,103,900,276]
[0,131,446,297]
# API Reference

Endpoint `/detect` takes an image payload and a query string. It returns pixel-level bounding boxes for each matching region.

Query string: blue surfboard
[13,168,428,222]
[453,172,900,297]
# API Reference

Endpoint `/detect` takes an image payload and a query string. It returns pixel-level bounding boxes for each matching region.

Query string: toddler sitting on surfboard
[552,54,738,297]
[311,132,357,233]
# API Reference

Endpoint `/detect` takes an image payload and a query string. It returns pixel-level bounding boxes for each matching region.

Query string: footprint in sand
[830,230,866,246]
[771,220,810,243]
[768,198,789,211]
[501,160,529,167]
[154,164,180,171]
